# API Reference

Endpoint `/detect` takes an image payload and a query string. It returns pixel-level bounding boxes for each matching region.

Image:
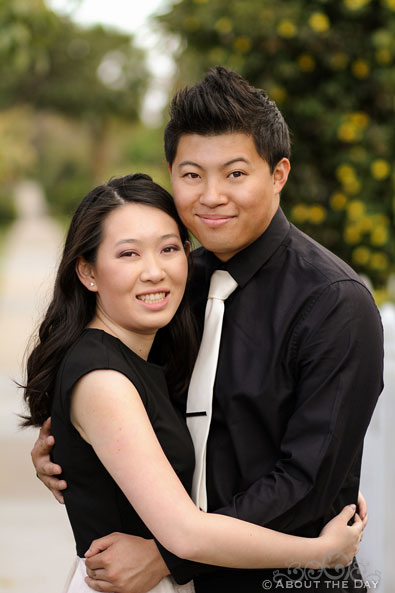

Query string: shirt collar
[198,207,291,289]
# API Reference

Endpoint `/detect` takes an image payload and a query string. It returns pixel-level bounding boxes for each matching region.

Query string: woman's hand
[31,417,67,503]
[318,504,363,568]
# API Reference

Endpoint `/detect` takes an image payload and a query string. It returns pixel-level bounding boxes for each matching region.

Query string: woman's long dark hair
[22,173,198,427]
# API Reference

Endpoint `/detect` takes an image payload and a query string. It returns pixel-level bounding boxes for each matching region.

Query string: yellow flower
[215,17,233,34]
[358,216,374,232]
[373,213,390,226]
[330,52,349,70]
[371,159,390,179]
[234,37,251,53]
[298,54,316,71]
[336,164,356,183]
[337,122,359,142]
[344,226,362,244]
[344,178,361,195]
[370,252,389,271]
[309,12,330,32]
[269,86,287,104]
[375,48,392,64]
[347,200,365,220]
[372,29,392,47]
[344,0,371,9]
[277,20,297,38]
[330,192,348,210]
[352,246,371,265]
[382,0,395,10]
[350,112,369,128]
[373,288,389,306]
[337,112,370,143]
[335,164,362,194]
[370,226,389,246]
[291,204,309,223]
[352,59,370,78]
[309,205,327,224]
[209,47,226,63]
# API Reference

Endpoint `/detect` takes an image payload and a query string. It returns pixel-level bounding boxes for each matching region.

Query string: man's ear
[273,158,291,194]
[75,257,97,292]
[184,240,191,257]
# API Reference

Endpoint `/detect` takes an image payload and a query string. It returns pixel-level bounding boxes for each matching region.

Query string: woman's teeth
[137,292,166,303]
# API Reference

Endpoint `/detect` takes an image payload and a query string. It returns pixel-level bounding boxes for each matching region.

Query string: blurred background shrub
[157,0,395,292]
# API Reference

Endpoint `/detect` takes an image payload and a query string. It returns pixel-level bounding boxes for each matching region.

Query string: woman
[23,174,362,593]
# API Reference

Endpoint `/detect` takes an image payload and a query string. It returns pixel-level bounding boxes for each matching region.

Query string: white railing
[358,303,395,592]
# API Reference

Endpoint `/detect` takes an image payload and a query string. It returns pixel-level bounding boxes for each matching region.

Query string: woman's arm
[71,369,362,570]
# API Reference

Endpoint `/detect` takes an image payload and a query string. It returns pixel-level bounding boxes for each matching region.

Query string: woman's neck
[87,315,155,361]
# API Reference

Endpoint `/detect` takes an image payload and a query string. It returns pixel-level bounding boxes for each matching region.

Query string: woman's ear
[75,257,97,292]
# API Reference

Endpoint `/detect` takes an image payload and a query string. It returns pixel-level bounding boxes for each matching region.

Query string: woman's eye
[162,246,180,254]
[120,251,138,258]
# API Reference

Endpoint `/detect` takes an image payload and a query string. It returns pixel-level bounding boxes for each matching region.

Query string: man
[33,66,382,592]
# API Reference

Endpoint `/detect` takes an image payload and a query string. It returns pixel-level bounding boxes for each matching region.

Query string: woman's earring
[89,282,95,287]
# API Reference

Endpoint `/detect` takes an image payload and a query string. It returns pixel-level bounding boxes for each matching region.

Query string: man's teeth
[137,292,167,303]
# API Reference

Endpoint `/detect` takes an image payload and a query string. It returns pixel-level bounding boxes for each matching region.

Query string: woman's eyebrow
[115,234,180,247]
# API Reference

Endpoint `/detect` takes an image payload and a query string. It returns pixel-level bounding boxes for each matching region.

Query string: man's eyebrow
[177,157,250,169]
[222,157,250,167]
[177,160,202,169]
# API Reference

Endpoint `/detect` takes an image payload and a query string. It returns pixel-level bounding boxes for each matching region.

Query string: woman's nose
[139,255,166,283]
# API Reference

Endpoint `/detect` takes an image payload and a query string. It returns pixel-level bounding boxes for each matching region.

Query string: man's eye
[184,172,200,179]
[229,171,244,178]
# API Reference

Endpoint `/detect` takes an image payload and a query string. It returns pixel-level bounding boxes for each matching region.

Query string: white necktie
[186,270,238,511]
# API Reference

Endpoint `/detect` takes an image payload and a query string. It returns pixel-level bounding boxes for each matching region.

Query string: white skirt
[63,557,195,593]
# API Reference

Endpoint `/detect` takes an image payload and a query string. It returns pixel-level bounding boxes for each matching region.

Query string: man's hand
[31,417,67,503]
[85,533,170,593]
[357,490,368,530]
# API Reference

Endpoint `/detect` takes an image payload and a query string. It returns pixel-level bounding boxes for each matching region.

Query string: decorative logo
[260,554,381,589]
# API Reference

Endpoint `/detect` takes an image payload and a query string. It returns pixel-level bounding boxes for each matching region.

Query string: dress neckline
[82,328,163,370]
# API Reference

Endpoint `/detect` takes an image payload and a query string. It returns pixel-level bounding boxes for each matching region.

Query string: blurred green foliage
[158,0,395,289]
[0,0,147,117]
[0,0,153,220]
[0,190,17,228]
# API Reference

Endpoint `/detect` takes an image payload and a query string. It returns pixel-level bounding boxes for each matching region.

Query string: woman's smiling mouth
[136,291,169,306]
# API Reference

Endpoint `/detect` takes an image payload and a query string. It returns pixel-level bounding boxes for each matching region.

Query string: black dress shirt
[160,207,383,592]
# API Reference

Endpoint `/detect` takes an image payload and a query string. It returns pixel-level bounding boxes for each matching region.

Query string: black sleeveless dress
[51,328,195,558]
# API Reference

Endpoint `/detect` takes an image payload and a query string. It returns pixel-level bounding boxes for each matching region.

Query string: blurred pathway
[0,181,74,593]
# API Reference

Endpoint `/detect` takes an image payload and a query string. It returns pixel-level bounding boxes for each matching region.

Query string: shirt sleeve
[158,279,384,584]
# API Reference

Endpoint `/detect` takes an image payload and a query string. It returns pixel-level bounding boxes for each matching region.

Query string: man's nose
[199,181,228,207]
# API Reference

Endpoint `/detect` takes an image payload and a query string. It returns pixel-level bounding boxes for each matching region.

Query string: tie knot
[208,270,238,301]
